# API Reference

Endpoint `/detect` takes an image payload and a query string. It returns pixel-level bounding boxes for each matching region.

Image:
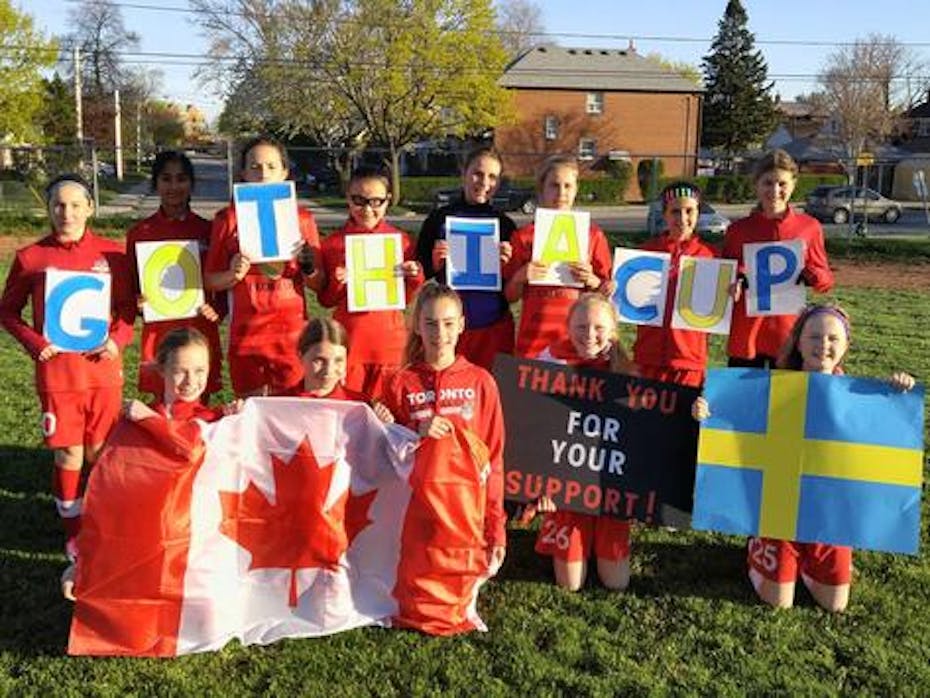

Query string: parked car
[805,186,902,224]
[433,179,536,214]
[304,165,341,193]
[646,200,731,236]
[96,162,116,178]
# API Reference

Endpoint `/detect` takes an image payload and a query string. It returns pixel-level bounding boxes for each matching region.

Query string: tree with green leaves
[328,0,511,202]
[38,74,76,144]
[701,0,776,158]
[194,0,511,203]
[0,1,57,143]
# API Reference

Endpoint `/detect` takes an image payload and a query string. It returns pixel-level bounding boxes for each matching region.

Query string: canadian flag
[68,398,496,656]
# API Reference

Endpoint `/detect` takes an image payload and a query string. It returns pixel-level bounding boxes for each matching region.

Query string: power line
[19,45,928,83]
[59,0,930,49]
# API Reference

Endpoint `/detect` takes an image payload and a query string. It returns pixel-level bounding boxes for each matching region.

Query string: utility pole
[114,89,124,181]
[74,46,84,167]
[136,101,142,174]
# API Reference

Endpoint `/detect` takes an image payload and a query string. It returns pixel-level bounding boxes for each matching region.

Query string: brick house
[494,44,703,201]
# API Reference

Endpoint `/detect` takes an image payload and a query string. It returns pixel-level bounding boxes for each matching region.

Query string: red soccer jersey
[126,209,224,396]
[204,204,320,394]
[633,233,718,373]
[505,221,613,358]
[0,229,134,392]
[723,207,833,360]
[318,219,424,365]
[381,355,506,547]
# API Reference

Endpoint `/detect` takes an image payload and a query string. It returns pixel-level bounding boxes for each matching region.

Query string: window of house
[578,138,597,160]
[919,119,930,137]
[585,92,604,115]
[544,115,559,140]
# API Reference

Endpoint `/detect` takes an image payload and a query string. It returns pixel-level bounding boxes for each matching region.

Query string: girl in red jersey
[382,282,506,565]
[533,294,638,592]
[504,155,614,359]
[293,317,394,422]
[0,174,135,570]
[126,151,224,402]
[723,149,834,368]
[204,136,322,398]
[634,181,717,388]
[64,328,242,599]
[694,304,914,611]
[318,165,424,397]
[415,146,516,370]
[382,282,506,633]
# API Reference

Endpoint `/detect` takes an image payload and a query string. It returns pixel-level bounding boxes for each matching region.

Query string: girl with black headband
[0,173,135,597]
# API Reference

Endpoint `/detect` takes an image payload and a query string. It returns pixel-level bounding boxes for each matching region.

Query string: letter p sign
[745,240,805,316]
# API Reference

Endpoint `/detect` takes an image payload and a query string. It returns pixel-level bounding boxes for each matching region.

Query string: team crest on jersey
[461,400,475,421]
[91,257,110,273]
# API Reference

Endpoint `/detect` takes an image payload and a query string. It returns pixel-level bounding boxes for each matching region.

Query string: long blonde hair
[403,281,464,366]
[568,293,637,375]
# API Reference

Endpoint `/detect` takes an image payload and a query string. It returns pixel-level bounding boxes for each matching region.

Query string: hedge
[400,168,635,206]
[656,173,848,203]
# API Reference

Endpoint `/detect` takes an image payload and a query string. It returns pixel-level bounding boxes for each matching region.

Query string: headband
[44,174,93,204]
[662,183,701,204]
[804,305,851,340]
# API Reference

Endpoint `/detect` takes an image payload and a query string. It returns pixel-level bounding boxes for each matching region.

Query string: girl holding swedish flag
[694,303,914,611]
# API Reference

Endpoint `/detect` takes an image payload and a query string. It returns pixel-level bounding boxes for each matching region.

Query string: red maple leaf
[218,437,375,607]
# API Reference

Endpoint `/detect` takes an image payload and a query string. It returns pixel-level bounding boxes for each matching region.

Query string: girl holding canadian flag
[381,281,506,634]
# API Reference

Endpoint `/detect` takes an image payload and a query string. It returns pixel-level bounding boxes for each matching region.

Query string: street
[103,156,930,238]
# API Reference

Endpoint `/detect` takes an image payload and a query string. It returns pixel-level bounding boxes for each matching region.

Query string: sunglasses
[350,194,389,208]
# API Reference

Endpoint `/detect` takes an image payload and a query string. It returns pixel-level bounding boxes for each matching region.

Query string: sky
[26,0,930,125]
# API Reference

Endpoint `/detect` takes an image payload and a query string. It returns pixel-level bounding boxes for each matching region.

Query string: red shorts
[345,362,398,400]
[458,315,515,372]
[747,536,853,586]
[639,365,705,388]
[535,510,631,563]
[39,387,122,449]
[228,350,303,396]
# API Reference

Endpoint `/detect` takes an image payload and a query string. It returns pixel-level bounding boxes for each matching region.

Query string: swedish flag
[693,368,925,554]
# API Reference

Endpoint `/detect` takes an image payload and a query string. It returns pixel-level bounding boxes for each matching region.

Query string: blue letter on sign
[755,245,798,313]
[613,255,663,322]
[236,183,292,259]
[448,219,498,288]
[46,275,108,351]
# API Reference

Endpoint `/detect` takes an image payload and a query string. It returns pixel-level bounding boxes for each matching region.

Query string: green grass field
[1,248,929,696]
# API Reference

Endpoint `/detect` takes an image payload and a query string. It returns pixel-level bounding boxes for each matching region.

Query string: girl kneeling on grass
[534,293,639,592]
[293,316,393,423]
[65,327,242,599]
[693,303,914,611]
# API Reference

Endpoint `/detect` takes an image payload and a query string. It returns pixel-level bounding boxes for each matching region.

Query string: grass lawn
[0,248,928,695]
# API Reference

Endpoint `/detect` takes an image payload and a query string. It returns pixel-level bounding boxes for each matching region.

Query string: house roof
[906,100,930,119]
[499,44,702,94]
